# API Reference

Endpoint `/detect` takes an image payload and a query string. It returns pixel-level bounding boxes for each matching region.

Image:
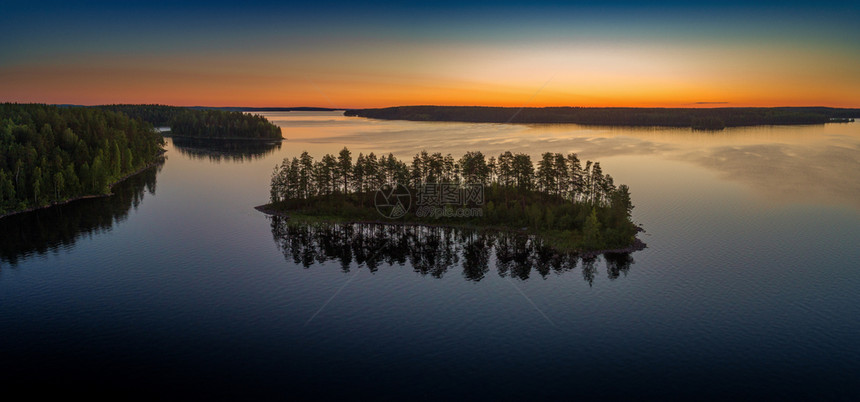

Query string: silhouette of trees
[337,147,352,193]
[268,148,641,252]
[270,148,624,208]
[269,219,635,283]
[98,104,282,139]
[170,110,282,139]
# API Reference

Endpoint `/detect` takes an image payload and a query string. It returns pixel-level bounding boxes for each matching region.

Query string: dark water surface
[2,112,859,399]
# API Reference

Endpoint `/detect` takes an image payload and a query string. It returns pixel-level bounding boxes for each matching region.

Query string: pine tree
[353,153,366,193]
[537,152,556,194]
[566,153,583,202]
[298,151,314,199]
[497,151,514,187]
[337,147,352,193]
[553,153,568,198]
[287,158,300,199]
[270,163,284,203]
[365,153,380,190]
[591,162,603,205]
[512,153,533,190]
[410,154,422,187]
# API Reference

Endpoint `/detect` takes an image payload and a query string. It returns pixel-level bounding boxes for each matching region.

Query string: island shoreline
[0,151,167,221]
[254,204,647,256]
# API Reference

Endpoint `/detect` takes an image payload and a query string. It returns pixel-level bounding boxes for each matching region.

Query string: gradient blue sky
[2,0,858,107]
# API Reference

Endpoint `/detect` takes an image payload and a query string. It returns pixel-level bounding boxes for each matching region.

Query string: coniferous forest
[266,148,641,252]
[0,103,165,215]
[99,104,282,139]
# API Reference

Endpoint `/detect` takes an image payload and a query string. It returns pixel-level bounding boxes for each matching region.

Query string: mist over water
[1,111,858,399]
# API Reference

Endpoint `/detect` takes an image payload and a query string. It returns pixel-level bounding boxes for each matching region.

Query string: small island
[259,148,643,254]
[98,104,283,140]
[345,106,860,129]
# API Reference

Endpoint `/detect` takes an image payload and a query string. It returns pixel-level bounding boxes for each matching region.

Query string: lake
[2,111,859,399]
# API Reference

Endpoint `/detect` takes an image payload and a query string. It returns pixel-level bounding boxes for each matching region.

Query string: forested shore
[264,148,641,253]
[0,103,165,217]
[345,106,858,129]
[0,162,161,267]
[97,104,282,140]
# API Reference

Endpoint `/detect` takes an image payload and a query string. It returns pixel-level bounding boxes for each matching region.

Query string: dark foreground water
[2,113,859,399]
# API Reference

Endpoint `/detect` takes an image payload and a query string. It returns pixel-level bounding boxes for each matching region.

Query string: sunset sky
[1,0,858,108]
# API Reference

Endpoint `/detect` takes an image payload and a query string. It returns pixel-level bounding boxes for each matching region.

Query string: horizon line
[15,103,860,110]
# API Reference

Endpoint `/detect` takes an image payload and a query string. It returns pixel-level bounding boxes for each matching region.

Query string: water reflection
[679,140,860,208]
[171,137,282,162]
[269,217,635,284]
[0,164,160,267]
[260,111,860,210]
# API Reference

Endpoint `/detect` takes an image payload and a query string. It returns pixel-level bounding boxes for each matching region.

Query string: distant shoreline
[344,106,858,129]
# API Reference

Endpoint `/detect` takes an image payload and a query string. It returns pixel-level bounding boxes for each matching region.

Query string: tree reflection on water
[269,217,635,284]
[171,137,282,162]
[0,164,160,268]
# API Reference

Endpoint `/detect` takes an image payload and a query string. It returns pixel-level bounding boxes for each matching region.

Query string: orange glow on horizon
[3,3,859,110]
[2,42,859,109]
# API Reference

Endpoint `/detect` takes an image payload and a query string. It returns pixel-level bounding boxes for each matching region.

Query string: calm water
[2,112,859,399]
